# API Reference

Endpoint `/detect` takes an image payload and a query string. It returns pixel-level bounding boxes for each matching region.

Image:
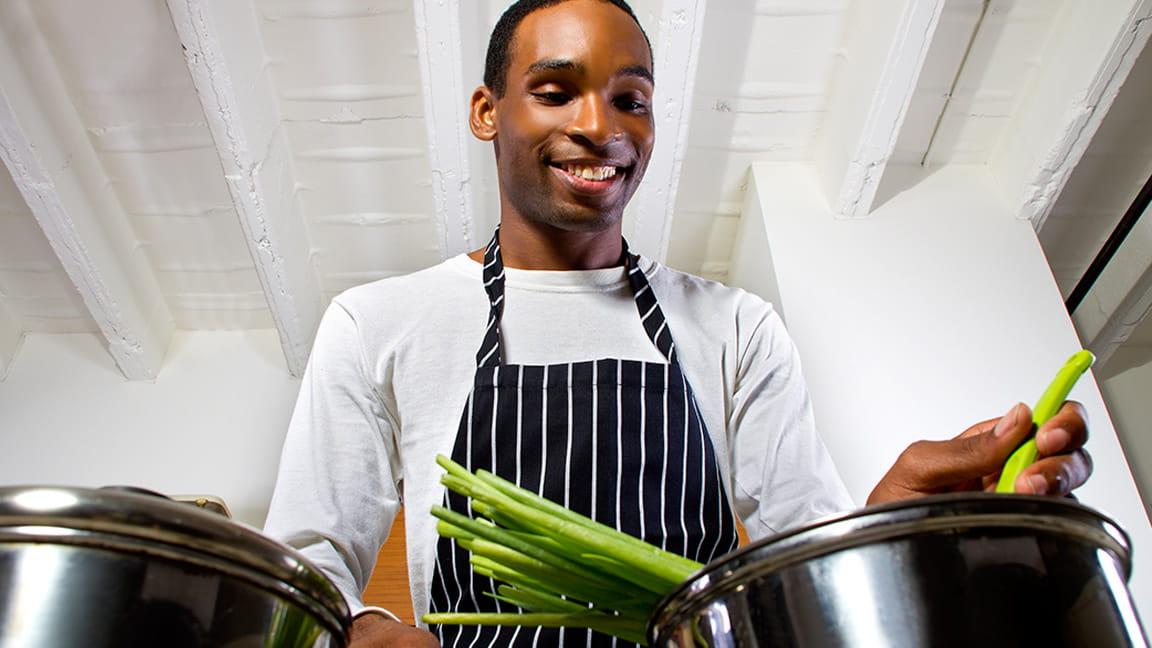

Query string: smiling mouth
[549,162,625,183]
[561,163,617,181]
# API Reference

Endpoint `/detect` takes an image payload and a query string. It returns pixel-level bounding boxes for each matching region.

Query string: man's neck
[467,219,624,270]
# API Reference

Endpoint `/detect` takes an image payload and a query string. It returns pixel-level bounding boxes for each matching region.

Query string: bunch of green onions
[421,455,705,645]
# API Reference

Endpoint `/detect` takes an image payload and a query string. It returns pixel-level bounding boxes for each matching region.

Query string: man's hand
[867,401,1093,505]
[349,614,439,648]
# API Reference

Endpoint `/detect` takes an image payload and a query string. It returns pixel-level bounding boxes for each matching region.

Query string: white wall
[1102,347,1152,521]
[731,162,1152,622]
[0,331,299,526]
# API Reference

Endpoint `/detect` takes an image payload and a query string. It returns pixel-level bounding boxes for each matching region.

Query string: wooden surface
[363,508,416,624]
[363,508,750,626]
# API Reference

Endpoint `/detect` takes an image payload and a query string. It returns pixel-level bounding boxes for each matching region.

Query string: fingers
[1035,401,1088,456]
[918,402,1033,488]
[1014,449,1093,495]
[868,400,1093,505]
[350,615,440,648]
[1020,401,1090,495]
[868,403,1033,505]
[959,400,1092,496]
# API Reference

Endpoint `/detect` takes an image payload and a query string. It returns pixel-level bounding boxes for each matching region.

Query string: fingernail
[1039,427,1070,453]
[1027,475,1048,495]
[994,404,1021,437]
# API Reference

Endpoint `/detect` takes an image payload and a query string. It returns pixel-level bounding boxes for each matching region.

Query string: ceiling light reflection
[12,489,78,512]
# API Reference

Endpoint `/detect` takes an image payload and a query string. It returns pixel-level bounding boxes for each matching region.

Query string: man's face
[473,0,655,233]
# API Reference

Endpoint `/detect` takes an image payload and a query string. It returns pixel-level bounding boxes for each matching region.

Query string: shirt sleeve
[728,301,854,540]
[263,300,402,613]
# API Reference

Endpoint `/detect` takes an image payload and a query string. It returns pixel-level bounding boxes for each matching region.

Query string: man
[264,1,1093,646]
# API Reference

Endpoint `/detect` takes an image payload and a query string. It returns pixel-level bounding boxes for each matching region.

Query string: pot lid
[0,485,350,634]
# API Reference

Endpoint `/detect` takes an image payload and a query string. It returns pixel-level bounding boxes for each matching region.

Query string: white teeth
[563,164,617,181]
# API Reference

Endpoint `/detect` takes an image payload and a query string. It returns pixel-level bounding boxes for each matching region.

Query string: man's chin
[529,206,623,233]
[543,213,621,233]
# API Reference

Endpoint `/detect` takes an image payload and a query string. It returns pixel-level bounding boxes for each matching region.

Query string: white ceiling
[0,0,1149,379]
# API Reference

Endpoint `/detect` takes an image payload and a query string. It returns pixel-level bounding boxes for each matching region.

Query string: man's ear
[470,86,497,141]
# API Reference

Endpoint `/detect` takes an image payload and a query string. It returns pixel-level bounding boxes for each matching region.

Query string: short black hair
[484,0,652,97]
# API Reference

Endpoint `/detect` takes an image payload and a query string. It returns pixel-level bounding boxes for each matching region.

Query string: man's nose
[567,95,618,147]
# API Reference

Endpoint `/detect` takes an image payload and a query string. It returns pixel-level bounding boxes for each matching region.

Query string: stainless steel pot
[0,486,350,647]
[649,494,1146,647]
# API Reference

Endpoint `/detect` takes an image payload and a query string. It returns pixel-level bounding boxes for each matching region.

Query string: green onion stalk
[421,455,706,646]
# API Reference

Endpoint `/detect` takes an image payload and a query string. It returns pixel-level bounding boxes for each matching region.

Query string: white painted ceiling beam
[816,0,946,219]
[630,0,708,261]
[996,0,1152,229]
[413,0,476,258]
[167,0,323,377]
[0,299,22,380]
[0,1,173,380]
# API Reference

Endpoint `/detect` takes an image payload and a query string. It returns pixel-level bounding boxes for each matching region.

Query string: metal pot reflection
[0,486,349,648]
[649,494,1146,648]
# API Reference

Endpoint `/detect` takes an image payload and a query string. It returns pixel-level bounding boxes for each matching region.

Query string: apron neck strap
[624,244,678,364]
[476,227,678,367]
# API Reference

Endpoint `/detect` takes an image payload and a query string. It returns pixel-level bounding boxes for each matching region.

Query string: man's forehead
[509,1,652,75]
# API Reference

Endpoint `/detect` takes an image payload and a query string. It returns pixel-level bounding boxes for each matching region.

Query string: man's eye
[615,97,649,113]
[532,92,569,105]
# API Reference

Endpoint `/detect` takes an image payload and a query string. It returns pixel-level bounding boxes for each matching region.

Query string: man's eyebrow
[523,59,654,85]
[525,58,584,76]
[618,64,654,85]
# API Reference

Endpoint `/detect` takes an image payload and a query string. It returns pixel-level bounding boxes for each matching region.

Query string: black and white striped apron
[428,230,739,647]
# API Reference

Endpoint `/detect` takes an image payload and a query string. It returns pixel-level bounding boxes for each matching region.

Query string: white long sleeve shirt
[263,253,852,621]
